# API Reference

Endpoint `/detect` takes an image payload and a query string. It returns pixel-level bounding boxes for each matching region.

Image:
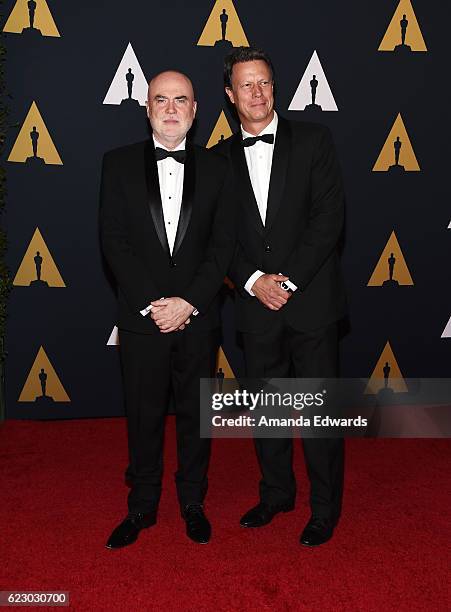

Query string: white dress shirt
[241,113,297,295]
[154,136,185,254]
[140,136,198,317]
[242,112,278,226]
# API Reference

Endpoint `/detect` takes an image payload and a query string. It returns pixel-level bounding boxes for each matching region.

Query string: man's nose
[166,100,177,113]
[252,84,263,97]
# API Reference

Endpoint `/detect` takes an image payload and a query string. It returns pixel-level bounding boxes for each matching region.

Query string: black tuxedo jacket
[213,116,347,333]
[100,139,235,334]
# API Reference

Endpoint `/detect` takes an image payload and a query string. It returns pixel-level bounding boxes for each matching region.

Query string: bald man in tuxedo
[101,71,234,548]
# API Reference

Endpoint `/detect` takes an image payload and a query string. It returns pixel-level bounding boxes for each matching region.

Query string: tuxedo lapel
[172,141,195,257]
[231,135,265,236]
[144,140,170,256]
[264,117,290,232]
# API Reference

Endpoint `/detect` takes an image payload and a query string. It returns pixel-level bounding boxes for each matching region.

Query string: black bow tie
[242,133,274,147]
[155,147,186,164]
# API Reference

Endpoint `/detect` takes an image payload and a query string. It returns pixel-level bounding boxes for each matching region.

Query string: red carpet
[1,418,450,611]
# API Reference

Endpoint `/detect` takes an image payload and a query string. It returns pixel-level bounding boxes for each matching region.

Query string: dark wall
[4,0,450,418]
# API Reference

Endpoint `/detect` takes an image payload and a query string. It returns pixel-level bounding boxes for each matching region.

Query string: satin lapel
[144,140,170,256]
[264,117,291,232]
[231,135,265,236]
[172,141,195,257]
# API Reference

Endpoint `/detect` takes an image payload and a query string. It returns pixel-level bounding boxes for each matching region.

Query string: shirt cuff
[283,278,298,292]
[245,270,265,296]
[140,304,153,317]
[277,273,298,292]
[192,308,199,317]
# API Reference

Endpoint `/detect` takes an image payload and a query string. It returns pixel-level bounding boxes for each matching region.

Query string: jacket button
[265,245,271,252]
[170,261,177,268]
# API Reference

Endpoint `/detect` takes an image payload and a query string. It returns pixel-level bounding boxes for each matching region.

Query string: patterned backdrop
[4,0,450,418]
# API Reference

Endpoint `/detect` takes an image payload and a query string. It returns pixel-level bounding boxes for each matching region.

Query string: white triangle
[441,316,451,338]
[288,51,338,111]
[448,220,451,229]
[107,326,119,346]
[103,43,148,107]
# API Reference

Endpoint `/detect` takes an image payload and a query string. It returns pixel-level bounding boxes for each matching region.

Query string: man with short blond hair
[214,47,347,547]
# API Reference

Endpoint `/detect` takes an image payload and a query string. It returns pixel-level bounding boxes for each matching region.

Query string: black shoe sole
[105,518,156,549]
[186,536,211,544]
[300,535,333,547]
[105,538,138,550]
[240,503,295,528]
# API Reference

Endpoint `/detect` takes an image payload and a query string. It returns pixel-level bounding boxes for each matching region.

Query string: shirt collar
[241,111,278,140]
[153,135,186,152]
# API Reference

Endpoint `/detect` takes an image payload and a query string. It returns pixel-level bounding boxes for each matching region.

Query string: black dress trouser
[119,327,220,514]
[242,318,344,521]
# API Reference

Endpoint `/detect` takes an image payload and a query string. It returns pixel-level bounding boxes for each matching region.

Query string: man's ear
[225,87,235,105]
[192,100,198,117]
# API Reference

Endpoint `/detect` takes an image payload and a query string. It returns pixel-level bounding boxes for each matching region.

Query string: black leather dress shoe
[105,511,156,549]
[299,516,334,547]
[240,501,295,528]
[182,504,211,544]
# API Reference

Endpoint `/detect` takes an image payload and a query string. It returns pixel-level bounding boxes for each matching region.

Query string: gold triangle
[206,111,233,148]
[197,0,249,47]
[8,101,63,165]
[216,346,235,379]
[373,113,419,171]
[365,341,408,394]
[14,228,66,287]
[3,0,60,36]
[379,0,426,51]
[367,230,413,286]
[18,346,70,402]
